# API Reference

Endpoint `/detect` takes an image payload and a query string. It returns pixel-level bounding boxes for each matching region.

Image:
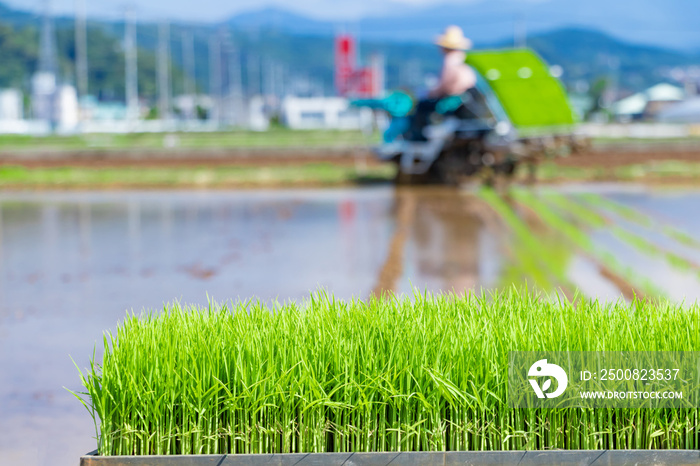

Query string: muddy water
[603,191,700,301]
[2,185,700,465]
[560,184,700,301]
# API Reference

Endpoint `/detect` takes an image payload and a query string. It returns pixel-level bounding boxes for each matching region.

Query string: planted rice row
[75,290,700,456]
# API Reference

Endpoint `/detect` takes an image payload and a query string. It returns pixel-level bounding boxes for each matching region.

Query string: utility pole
[39,0,57,75]
[608,56,620,110]
[157,21,171,120]
[370,54,385,97]
[514,13,527,48]
[208,35,221,123]
[247,53,259,97]
[223,38,243,126]
[74,0,88,101]
[182,30,195,120]
[263,59,274,97]
[35,0,57,123]
[221,32,233,96]
[182,31,195,97]
[124,6,138,121]
[276,63,285,98]
[227,44,242,98]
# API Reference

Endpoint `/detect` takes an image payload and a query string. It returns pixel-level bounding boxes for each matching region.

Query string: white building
[658,97,700,123]
[281,96,373,130]
[55,84,79,131]
[31,71,57,122]
[612,83,685,121]
[218,94,269,130]
[0,89,32,134]
[30,71,79,131]
[0,89,23,121]
[248,96,269,131]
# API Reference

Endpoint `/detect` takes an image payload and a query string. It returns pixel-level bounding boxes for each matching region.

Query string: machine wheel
[499,159,518,177]
[429,148,468,186]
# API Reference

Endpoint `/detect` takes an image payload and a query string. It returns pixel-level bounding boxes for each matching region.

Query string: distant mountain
[224,8,700,93]
[523,28,695,90]
[3,0,700,51]
[0,0,697,101]
[226,8,335,36]
[221,0,700,52]
[0,1,35,25]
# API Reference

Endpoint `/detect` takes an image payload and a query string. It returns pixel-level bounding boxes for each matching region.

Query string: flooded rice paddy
[1,184,700,465]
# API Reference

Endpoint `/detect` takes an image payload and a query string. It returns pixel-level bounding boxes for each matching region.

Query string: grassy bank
[0,163,396,189]
[0,131,696,153]
[3,159,700,189]
[0,129,378,152]
[535,160,700,183]
[74,290,700,456]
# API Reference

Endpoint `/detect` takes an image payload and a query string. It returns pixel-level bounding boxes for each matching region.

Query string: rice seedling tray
[73,291,700,458]
[79,449,700,466]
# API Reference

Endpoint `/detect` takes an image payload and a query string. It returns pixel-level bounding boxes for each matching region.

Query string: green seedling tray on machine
[466,48,577,131]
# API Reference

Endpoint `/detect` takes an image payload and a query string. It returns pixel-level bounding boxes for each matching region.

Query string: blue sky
[12,0,444,21]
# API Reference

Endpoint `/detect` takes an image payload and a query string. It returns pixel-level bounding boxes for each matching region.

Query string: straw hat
[434,25,472,51]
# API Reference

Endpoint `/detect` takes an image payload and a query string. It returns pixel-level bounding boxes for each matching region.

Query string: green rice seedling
[577,193,652,227]
[73,290,700,456]
[508,188,665,297]
[546,192,700,279]
[478,188,575,292]
[536,190,608,229]
[612,229,697,273]
[535,191,699,276]
[663,227,700,250]
[581,192,700,252]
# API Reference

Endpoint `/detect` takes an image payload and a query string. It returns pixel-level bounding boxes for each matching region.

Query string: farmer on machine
[409,25,477,140]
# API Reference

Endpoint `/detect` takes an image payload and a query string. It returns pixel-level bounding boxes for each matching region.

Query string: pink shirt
[431,50,477,98]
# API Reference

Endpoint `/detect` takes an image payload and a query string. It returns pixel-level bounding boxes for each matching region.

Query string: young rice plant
[74,290,700,456]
